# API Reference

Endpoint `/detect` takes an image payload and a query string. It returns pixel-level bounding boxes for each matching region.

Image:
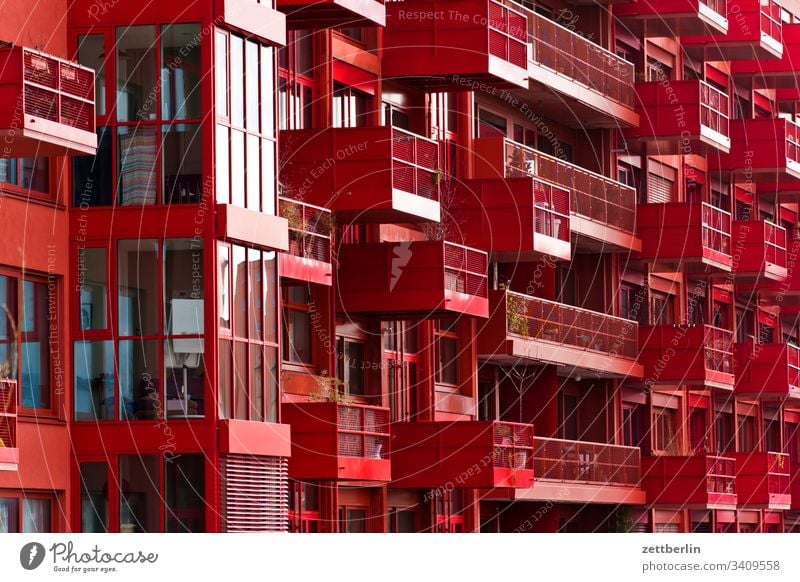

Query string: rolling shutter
[221,454,289,532]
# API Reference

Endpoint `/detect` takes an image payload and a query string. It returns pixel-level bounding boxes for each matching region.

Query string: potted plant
[308,370,351,405]
[500,284,529,336]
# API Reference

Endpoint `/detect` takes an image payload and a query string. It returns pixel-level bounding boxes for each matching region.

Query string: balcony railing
[279,197,332,264]
[699,81,730,137]
[487,0,529,66]
[761,0,783,43]
[337,404,390,460]
[533,437,640,486]
[643,453,737,508]
[526,8,634,106]
[707,454,737,498]
[702,203,732,256]
[735,342,800,400]
[0,380,16,450]
[735,451,791,508]
[533,180,570,242]
[501,138,636,235]
[390,127,439,201]
[505,291,638,358]
[443,241,490,300]
[493,422,535,471]
[733,219,787,280]
[614,0,729,37]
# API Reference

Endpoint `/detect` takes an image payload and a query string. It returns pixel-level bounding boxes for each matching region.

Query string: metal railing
[533,437,640,485]
[788,343,800,390]
[702,0,728,17]
[279,197,333,264]
[443,241,489,299]
[702,325,734,374]
[523,6,635,106]
[21,48,94,133]
[784,118,800,166]
[492,422,534,470]
[764,219,788,267]
[0,380,16,450]
[502,138,636,235]
[488,0,529,69]
[760,0,782,43]
[701,203,732,256]
[766,452,790,496]
[699,80,730,136]
[504,291,638,358]
[706,454,736,496]
[390,126,440,201]
[533,179,570,242]
[337,404,390,459]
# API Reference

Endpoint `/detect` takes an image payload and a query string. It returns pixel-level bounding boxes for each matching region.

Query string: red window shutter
[221,454,289,532]
[647,174,674,203]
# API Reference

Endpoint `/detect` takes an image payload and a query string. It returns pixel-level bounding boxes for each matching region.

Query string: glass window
[0,276,16,380]
[265,346,278,423]
[231,130,245,207]
[215,31,228,117]
[73,127,113,207]
[264,252,278,343]
[339,339,365,396]
[116,26,157,122]
[20,158,49,193]
[20,281,50,409]
[22,498,50,533]
[118,240,159,336]
[215,125,230,204]
[283,286,312,364]
[234,341,248,420]
[218,244,231,330]
[0,159,17,186]
[261,46,274,135]
[165,455,205,532]
[248,248,263,340]
[245,40,259,132]
[230,35,244,127]
[218,338,232,419]
[0,498,19,533]
[246,134,260,210]
[162,124,202,204]
[232,245,247,336]
[250,344,263,421]
[164,239,204,336]
[165,338,205,418]
[77,34,106,115]
[80,462,108,532]
[119,455,159,532]
[436,335,458,386]
[74,340,114,421]
[118,340,159,420]
[261,139,276,215]
[77,247,107,330]
[117,126,158,205]
[161,24,201,121]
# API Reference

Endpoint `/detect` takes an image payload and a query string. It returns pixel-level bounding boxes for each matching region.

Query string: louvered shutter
[221,454,289,532]
[647,173,675,203]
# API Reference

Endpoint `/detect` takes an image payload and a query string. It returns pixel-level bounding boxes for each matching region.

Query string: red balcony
[473,137,640,252]
[625,80,731,155]
[282,401,391,481]
[732,23,800,87]
[760,234,800,303]
[391,421,534,489]
[454,177,571,262]
[277,0,385,28]
[279,126,440,223]
[637,202,732,275]
[0,380,18,471]
[614,0,728,37]
[278,197,333,286]
[218,0,286,46]
[478,290,643,379]
[709,118,800,194]
[337,240,489,318]
[382,0,529,90]
[515,5,637,128]
[639,325,734,390]
[735,342,800,401]
[683,0,783,60]
[0,46,95,156]
[732,219,787,281]
[642,454,737,509]
[735,452,791,509]
[613,0,729,36]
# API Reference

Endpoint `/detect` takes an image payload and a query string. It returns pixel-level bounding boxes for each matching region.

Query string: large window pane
[245,40,259,132]
[119,340,159,420]
[264,252,277,343]
[165,455,205,532]
[0,276,17,380]
[77,34,106,115]
[215,125,229,204]
[260,46,274,136]
[265,346,278,423]
[20,281,50,409]
[246,134,260,210]
[165,339,205,418]
[118,240,159,336]
[218,339,232,419]
[248,249,262,339]
[118,126,158,205]
[161,24,201,121]
[215,32,228,117]
[20,158,49,193]
[119,455,159,532]
[74,341,114,421]
[77,247,107,330]
[80,462,108,532]
[230,35,244,127]
[231,130,245,207]
[73,127,113,207]
[0,159,18,185]
[250,344,263,422]
[165,239,204,335]
[234,341,247,420]
[162,124,202,204]
[218,245,230,330]
[0,498,19,532]
[261,139,275,215]
[232,245,247,336]
[116,26,157,122]
[22,498,50,533]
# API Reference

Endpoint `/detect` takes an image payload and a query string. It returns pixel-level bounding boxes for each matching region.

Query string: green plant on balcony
[280,202,305,238]
[500,285,529,336]
[0,303,17,381]
[309,370,351,404]
[613,506,636,533]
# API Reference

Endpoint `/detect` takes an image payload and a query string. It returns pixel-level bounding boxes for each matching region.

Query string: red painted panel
[218,419,292,457]
[735,342,800,401]
[278,197,333,286]
[642,454,737,509]
[732,219,787,281]
[68,0,207,27]
[217,0,287,46]
[735,452,791,509]
[277,0,385,28]
[732,23,800,87]
[216,203,289,251]
[614,0,728,36]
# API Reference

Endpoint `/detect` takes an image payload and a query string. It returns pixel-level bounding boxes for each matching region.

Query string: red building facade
[2,0,800,533]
